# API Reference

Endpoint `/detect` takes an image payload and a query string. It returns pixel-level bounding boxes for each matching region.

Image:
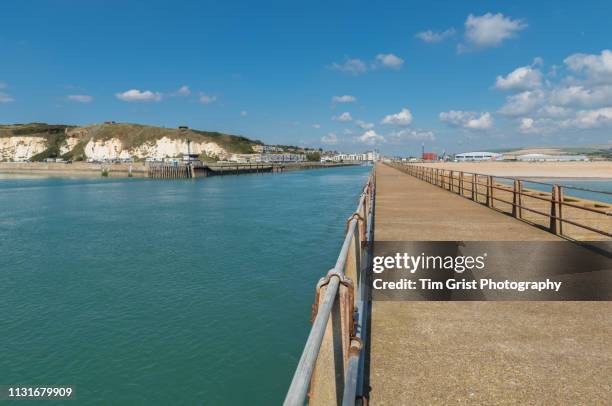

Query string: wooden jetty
[146,162,274,179]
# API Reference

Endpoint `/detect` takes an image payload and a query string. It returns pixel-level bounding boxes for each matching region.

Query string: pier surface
[369,164,612,404]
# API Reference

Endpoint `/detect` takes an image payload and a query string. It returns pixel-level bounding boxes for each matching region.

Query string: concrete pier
[369,164,612,404]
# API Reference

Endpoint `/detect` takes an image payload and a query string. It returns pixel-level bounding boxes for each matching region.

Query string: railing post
[489,176,495,208]
[308,277,354,406]
[512,179,519,218]
[517,180,523,219]
[472,174,476,201]
[459,172,464,196]
[558,186,564,236]
[550,185,559,234]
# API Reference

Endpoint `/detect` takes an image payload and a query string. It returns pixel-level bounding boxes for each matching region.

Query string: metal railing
[390,163,611,240]
[284,171,376,406]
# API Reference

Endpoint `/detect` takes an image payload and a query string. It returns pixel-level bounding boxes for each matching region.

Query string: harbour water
[0,166,371,405]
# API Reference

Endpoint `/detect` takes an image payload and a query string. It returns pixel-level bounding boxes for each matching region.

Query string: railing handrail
[407,164,612,196]
[391,163,611,238]
[284,170,376,406]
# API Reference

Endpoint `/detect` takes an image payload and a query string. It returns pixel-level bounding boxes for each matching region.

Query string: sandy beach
[419,161,612,179]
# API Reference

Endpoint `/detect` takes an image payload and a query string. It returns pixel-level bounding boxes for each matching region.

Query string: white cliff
[0,137,48,161]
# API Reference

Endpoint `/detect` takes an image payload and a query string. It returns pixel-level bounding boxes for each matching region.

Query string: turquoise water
[0,166,371,405]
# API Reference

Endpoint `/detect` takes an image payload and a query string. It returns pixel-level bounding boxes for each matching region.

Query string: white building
[454,152,502,162]
[516,154,588,162]
[252,145,284,153]
[229,153,306,163]
[330,151,380,162]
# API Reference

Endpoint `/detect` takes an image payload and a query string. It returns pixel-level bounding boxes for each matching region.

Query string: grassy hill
[0,122,262,161]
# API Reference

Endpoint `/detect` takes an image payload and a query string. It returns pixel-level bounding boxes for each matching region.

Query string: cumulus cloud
[561,107,612,129]
[0,92,14,103]
[439,110,493,130]
[381,108,413,126]
[332,95,357,103]
[415,28,456,43]
[461,13,526,51]
[358,130,385,145]
[321,132,338,145]
[375,53,404,69]
[390,129,436,141]
[549,85,612,107]
[495,65,542,91]
[356,120,374,129]
[312,123,321,128]
[199,94,217,104]
[329,54,404,74]
[498,90,545,116]
[333,112,353,122]
[329,58,368,75]
[116,89,162,102]
[564,49,612,84]
[173,85,191,96]
[67,94,93,103]
[518,117,536,133]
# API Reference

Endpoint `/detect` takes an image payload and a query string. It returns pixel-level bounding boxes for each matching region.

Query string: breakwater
[0,161,360,179]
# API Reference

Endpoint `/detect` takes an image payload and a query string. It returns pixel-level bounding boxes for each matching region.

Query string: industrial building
[454,152,502,162]
[516,154,588,162]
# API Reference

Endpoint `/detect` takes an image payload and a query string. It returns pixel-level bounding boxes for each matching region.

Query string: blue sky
[1,0,612,155]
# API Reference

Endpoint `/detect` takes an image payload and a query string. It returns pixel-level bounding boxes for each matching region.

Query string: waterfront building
[454,151,502,162]
[330,150,380,162]
[516,153,588,162]
[252,145,284,153]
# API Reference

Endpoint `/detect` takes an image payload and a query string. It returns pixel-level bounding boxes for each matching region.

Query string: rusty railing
[284,171,375,406]
[389,163,611,240]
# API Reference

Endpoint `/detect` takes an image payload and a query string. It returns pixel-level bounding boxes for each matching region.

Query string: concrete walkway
[369,164,612,404]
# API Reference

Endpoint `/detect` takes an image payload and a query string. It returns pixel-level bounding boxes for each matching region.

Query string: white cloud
[358,130,385,145]
[518,117,536,133]
[240,110,248,117]
[312,123,321,129]
[462,13,527,50]
[381,108,413,126]
[329,58,368,75]
[498,90,545,116]
[415,28,456,43]
[0,82,6,89]
[356,120,374,129]
[67,94,93,103]
[321,132,338,145]
[173,85,191,96]
[332,95,357,103]
[390,129,436,141]
[0,92,14,103]
[495,66,542,91]
[116,89,162,102]
[439,110,493,130]
[375,53,404,69]
[199,94,217,104]
[333,112,353,122]
[564,49,612,84]
[549,85,612,107]
[562,107,612,129]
